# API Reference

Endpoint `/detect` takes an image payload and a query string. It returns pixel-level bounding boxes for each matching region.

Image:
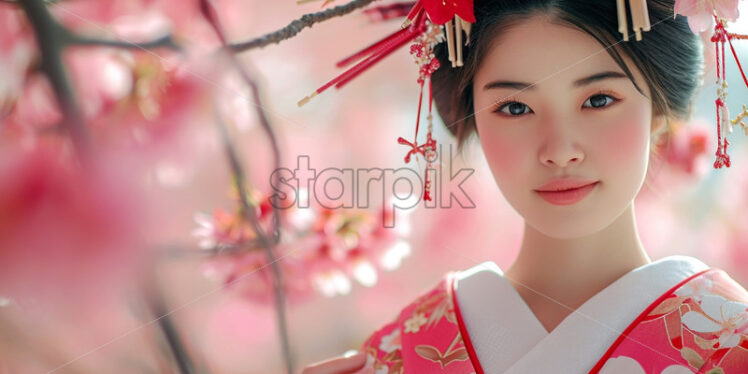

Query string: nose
[538,119,585,168]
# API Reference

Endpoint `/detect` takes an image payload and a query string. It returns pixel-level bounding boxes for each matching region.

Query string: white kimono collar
[454,255,710,373]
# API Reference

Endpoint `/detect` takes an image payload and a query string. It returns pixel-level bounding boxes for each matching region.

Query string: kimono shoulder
[360,271,480,374]
[594,268,748,374]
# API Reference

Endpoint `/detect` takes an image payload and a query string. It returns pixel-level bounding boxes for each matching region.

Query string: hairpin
[617,0,652,41]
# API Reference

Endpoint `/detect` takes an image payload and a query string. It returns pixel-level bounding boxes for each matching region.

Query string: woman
[303,0,748,372]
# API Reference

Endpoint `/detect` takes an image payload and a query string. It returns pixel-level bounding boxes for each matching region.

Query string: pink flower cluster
[194,189,413,306]
[655,120,712,178]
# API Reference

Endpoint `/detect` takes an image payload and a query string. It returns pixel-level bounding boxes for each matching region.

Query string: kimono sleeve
[358,272,478,374]
[360,317,404,373]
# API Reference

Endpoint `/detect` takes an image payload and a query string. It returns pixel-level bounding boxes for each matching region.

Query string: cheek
[594,109,650,167]
[476,122,526,181]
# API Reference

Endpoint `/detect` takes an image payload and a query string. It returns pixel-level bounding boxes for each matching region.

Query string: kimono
[360,255,748,373]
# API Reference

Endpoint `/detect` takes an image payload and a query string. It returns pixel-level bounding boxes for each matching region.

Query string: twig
[229,0,378,52]
[157,238,282,259]
[0,0,60,4]
[201,1,294,372]
[214,110,294,373]
[140,263,197,374]
[18,0,92,162]
[66,32,182,51]
[148,294,196,374]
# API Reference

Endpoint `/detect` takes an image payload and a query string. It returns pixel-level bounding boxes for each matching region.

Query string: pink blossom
[86,55,211,149]
[674,0,740,34]
[0,146,144,307]
[196,190,413,305]
[64,47,134,119]
[658,120,711,178]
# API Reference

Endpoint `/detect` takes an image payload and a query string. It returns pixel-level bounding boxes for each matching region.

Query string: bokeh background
[1,0,747,372]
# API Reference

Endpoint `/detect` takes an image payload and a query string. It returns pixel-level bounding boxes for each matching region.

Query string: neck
[504,203,651,308]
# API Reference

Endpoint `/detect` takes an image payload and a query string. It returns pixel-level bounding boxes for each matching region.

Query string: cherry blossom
[194,188,414,304]
[674,0,740,34]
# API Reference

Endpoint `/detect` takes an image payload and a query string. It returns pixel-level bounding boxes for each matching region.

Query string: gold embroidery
[680,346,705,369]
[404,312,428,334]
[414,335,469,368]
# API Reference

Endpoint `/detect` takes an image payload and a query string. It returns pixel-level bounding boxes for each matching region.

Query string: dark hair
[432,0,703,153]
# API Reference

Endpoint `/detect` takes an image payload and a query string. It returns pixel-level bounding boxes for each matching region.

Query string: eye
[582,93,619,109]
[493,101,532,116]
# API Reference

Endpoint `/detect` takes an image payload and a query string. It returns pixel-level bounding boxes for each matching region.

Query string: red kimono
[360,256,748,373]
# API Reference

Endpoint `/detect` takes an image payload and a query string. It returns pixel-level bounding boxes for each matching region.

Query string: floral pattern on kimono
[360,271,477,373]
[594,268,748,374]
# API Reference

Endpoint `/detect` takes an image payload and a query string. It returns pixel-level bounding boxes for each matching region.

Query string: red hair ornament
[297,1,475,202]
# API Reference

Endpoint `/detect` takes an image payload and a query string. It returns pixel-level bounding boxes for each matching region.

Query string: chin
[527,217,609,239]
[520,199,617,239]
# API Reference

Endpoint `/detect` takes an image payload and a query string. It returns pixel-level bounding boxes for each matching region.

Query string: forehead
[475,16,640,88]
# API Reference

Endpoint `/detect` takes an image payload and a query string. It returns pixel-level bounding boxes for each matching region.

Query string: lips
[535,181,599,206]
[535,178,599,192]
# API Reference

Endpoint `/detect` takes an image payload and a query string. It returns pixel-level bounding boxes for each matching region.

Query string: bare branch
[200,0,294,372]
[229,0,378,53]
[18,0,92,162]
[157,238,282,259]
[0,0,60,4]
[66,32,182,52]
[139,265,197,374]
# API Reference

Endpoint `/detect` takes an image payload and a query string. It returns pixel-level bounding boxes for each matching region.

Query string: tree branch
[229,0,378,52]
[0,0,60,4]
[66,31,182,51]
[148,293,196,374]
[19,0,92,162]
[200,1,294,373]
[157,238,282,259]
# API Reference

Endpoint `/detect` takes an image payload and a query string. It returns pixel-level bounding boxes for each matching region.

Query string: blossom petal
[682,311,724,332]
[714,0,740,21]
[719,332,741,348]
[687,12,715,33]
[722,300,748,320]
[699,294,729,321]
[674,0,699,16]
[599,355,646,374]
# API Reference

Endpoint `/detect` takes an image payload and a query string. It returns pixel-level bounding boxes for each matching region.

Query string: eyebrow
[482,71,628,91]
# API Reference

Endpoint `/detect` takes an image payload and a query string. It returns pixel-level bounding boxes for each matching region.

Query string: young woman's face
[473,16,659,239]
